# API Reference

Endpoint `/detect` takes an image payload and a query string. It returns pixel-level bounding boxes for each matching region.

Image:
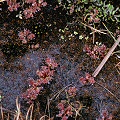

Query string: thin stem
[95,81,120,103]
[102,22,120,47]
[81,22,107,35]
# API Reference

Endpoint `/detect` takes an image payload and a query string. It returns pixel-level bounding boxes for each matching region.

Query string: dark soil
[0,0,120,120]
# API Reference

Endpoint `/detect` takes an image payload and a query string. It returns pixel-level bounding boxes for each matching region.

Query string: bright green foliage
[57,0,120,23]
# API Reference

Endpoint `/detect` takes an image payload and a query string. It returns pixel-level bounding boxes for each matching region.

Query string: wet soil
[0,1,120,120]
[0,40,120,119]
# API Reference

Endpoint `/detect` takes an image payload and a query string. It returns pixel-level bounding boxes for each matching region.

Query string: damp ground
[0,1,120,120]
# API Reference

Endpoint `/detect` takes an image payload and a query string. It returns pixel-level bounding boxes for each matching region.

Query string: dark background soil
[0,0,120,119]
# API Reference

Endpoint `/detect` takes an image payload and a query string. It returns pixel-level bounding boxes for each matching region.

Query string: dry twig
[92,35,120,77]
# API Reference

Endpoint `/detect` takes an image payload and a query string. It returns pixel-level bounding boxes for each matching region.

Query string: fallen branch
[92,35,120,77]
[91,35,120,103]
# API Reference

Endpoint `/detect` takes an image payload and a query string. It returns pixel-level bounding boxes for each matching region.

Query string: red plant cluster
[79,73,95,85]
[88,9,100,23]
[45,57,58,69]
[67,87,77,97]
[22,78,43,103]
[36,66,54,84]
[69,5,74,14]
[57,102,73,120]
[18,28,35,44]
[97,109,113,120]
[6,0,47,19]
[6,0,20,12]
[21,58,58,104]
[83,44,107,59]
[23,0,47,19]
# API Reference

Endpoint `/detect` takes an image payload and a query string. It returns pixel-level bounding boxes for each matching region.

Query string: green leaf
[74,31,78,35]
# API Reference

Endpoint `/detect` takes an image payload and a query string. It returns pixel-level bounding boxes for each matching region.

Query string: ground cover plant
[0,0,120,120]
